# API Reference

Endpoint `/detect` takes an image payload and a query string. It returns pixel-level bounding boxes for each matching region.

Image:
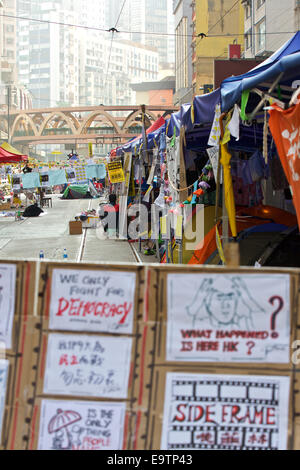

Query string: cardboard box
[69,220,82,235]
[0,203,12,211]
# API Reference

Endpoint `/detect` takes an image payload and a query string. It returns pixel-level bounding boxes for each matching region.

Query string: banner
[269,102,300,227]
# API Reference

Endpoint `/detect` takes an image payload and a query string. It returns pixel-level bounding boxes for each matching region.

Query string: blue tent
[221,31,300,113]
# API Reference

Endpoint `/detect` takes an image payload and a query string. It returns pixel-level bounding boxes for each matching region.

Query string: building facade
[192,0,245,96]
[16,0,160,108]
[173,0,193,105]
[243,0,300,58]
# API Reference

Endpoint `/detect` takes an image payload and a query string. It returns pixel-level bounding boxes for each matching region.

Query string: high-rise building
[243,0,300,59]
[16,0,160,108]
[118,0,175,68]
[192,0,244,96]
[173,0,193,105]
[1,0,17,86]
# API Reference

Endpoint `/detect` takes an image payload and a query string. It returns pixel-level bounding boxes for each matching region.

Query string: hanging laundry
[228,104,240,141]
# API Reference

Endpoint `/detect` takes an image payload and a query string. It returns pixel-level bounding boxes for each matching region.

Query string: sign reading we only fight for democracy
[48,269,136,334]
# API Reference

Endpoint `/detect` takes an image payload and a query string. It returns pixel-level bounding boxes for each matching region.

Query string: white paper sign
[207,146,222,184]
[41,172,49,188]
[49,269,136,334]
[161,373,290,450]
[38,399,126,450]
[0,264,16,349]
[167,273,290,363]
[43,333,132,399]
[0,360,9,442]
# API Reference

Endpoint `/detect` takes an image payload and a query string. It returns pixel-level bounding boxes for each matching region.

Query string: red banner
[269,102,300,226]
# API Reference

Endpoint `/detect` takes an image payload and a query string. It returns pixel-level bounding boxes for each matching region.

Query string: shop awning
[221,31,300,113]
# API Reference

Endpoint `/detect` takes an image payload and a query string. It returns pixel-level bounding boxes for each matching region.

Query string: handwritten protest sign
[43,334,132,399]
[167,273,290,363]
[0,264,16,349]
[161,373,290,450]
[49,269,136,334]
[38,399,126,450]
[0,360,8,442]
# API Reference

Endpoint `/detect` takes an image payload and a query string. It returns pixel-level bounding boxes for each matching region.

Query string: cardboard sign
[0,264,16,349]
[107,161,125,184]
[0,360,8,442]
[167,273,290,363]
[49,268,136,334]
[161,373,290,450]
[43,333,132,399]
[38,399,126,450]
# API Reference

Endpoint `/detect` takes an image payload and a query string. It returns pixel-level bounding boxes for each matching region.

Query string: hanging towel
[48,169,67,186]
[22,172,41,189]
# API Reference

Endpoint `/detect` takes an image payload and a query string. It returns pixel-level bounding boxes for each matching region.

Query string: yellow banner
[107,161,125,184]
[216,225,226,265]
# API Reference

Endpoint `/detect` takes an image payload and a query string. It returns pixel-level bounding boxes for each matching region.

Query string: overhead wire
[1,12,298,39]
[103,0,128,91]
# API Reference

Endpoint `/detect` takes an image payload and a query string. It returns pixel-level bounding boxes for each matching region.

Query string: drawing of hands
[186,278,214,327]
[231,277,264,313]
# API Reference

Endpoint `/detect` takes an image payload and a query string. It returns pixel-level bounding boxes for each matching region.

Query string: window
[257,19,266,51]
[257,0,265,9]
[245,29,252,50]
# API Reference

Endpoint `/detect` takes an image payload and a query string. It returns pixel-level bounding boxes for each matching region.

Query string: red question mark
[269,296,284,339]
[246,341,255,355]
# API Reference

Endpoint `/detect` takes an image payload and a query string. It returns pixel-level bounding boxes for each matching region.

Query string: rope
[168,175,199,192]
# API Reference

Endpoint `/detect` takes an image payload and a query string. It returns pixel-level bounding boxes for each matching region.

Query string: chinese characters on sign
[49,269,136,334]
[43,334,132,399]
[38,400,126,450]
[161,373,290,450]
[0,264,16,349]
[167,273,290,363]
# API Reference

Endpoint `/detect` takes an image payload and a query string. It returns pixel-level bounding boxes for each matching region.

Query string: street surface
[0,195,157,264]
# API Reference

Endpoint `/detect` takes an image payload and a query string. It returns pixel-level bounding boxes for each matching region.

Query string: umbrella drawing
[48,409,82,450]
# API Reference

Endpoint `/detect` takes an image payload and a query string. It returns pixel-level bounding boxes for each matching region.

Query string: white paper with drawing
[43,333,132,399]
[167,273,290,363]
[161,373,290,450]
[38,399,126,450]
[0,264,16,349]
[49,269,136,334]
[0,360,9,442]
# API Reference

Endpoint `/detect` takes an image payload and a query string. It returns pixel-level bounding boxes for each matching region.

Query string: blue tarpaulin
[221,31,300,112]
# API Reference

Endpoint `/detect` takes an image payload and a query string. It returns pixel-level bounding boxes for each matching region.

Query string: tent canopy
[221,31,300,113]
[0,142,28,163]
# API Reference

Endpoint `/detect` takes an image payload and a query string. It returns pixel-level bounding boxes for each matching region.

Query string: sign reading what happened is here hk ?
[43,333,132,399]
[161,373,290,450]
[167,273,290,363]
[49,269,136,334]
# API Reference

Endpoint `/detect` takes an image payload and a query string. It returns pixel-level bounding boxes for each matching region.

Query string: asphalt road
[0,195,156,264]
